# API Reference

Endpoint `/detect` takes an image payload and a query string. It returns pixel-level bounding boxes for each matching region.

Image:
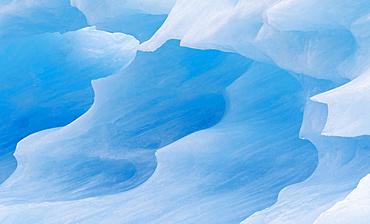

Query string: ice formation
[0,26,138,183]
[0,0,369,223]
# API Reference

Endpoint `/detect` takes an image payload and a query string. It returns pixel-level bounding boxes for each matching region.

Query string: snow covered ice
[0,0,369,223]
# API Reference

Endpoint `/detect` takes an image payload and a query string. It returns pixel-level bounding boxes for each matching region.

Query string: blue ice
[0,0,369,223]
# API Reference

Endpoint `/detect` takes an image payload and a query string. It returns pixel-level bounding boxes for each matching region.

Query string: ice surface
[0,40,252,202]
[0,27,138,184]
[0,61,317,223]
[71,0,176,17]
[312,69,370,137]
[244,135,370,223]
[139,0,370,136]
[242,74,370,223]
[140,0,362,81]
[138,3,370,221]
[70,0,175,42]
[0,0,369,223]
[314,174,370,224]
[0,0,87,41]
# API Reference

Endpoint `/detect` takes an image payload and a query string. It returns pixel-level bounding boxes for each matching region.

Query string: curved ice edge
[0,25,140,187]
[310,69,370,138]
[314,174,370,224]
[2,30,354,224]
[3,37,249,204]
[6,27,141,151]
[139,35,369,223]
[139,39,323,222]
[0,28,139,194]
[1,44,316,220]
[11,128,62,186]
[0,45,318,224]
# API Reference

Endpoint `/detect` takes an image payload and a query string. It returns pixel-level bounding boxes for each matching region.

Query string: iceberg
[0,0,369,223]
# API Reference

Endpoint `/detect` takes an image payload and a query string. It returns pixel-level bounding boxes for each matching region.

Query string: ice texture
[70,0,175,42]
[141,0,370,136]
[0,40,252,202]
[0,0,369,223]
[314,174,370,224]
[0,0,87,41]
[0,60,318,223]
[0,26,138,184]
[138,2,370,221]
[312,69,370,137]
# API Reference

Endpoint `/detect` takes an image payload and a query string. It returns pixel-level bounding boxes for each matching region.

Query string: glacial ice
[140,0,362,81]
[0,60,318,223]
[312,69,370,137]
[70,0,175,42]
[139,2,370,221]
[0,0,87,41]
[314,174,370,224]
[0,0,369,223]
[0,40,252,203]
[0,26,138,184]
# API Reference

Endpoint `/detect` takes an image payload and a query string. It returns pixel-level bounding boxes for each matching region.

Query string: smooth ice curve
[0,0,369,224]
